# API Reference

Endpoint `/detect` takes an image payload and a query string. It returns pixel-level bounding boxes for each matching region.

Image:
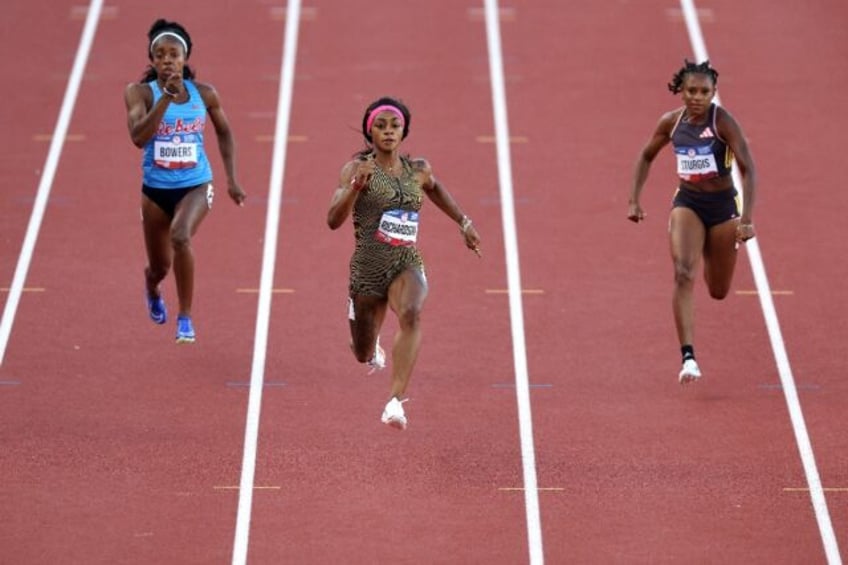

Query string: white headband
[150,31,188,55]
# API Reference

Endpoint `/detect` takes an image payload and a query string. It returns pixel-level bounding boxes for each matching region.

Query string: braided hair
[667,59,718,94]
[140,19,195,83]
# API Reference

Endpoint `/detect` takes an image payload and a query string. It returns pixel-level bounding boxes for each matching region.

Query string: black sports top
[670,103,733,183]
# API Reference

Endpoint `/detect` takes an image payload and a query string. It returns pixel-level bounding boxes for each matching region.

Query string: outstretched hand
[351,155,377,192]
[627,201,646,223]
[736,222,755,243]
[228,181,246,206]
[463,223,482,257]
[161,71,183,98]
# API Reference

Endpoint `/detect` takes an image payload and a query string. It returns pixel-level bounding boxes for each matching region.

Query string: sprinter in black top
[628,60,757,384]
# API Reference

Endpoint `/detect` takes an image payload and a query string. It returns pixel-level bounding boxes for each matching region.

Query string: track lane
[0,1,87,290]
[2,1,844,563]
[694,0,848,556]
[1,2,282,562]
[494,0,844,562]
[243,2,531,563]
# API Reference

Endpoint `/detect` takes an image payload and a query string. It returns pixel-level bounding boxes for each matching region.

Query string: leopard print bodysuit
[349,156,425,298]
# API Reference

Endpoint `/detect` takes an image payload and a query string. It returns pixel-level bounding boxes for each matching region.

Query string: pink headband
[366,105,405,133]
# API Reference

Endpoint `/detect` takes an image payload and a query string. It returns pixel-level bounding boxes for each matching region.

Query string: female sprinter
[124,19,246,343]
[628,60,757,384]
[327,97,481,429]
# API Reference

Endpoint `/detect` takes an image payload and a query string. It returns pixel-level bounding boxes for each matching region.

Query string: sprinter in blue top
[628,60,757,385]
[124,19,246,343]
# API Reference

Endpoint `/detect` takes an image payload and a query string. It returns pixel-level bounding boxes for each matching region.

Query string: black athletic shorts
[672,186,739,228]
[142,183,212,218]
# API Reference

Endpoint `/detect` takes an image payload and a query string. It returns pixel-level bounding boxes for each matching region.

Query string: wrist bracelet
[459,215,473,233]
[163,87,178,98]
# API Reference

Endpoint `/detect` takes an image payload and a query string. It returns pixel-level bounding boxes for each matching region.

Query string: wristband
[163,87,178,98]
[459,215,473,233]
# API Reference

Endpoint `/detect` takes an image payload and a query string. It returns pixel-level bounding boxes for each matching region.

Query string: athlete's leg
[702,217,740,300]
[386,268,428,398]
[349,295,388,362]
[669,207,706,348]
[141,195,172,298]
[170,185,211,317]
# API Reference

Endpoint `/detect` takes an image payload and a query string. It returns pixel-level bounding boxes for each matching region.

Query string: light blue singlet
[141,80,212,189]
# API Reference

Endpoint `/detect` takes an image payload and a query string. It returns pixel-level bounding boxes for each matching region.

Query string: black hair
[353,96,412,160]
[139,19,195,83]
[667,59,719,94]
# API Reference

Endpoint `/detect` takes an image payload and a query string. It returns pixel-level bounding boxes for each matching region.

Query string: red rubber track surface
[0,1,845,564]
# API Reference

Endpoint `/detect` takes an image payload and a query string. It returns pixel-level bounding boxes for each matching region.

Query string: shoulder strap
[669,107,685,140]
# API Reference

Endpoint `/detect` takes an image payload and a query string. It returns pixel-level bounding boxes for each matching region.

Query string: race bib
[154,136,198,169]
[675,146,718,181]
[375,209,419,247]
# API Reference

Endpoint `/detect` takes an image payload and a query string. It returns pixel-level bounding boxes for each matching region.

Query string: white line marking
[0,0,103,366]
[680,2,842,563]
[483,1,544,563]
[230,2,301,564]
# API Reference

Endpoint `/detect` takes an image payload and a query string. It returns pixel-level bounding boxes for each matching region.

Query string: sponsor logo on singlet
[154,118,204,169]
[375,209,419,246]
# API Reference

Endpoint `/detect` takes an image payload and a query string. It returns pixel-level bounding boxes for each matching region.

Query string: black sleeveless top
[670,103,733,183]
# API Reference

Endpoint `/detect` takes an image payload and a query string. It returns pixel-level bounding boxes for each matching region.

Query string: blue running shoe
[147,294,167,325]
[175,315,196,344]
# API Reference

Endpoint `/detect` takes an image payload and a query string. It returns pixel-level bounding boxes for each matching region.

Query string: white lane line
[230,1,302,564]
[483,1,544,563]
[0,0,103,366]
[680,2,843,564]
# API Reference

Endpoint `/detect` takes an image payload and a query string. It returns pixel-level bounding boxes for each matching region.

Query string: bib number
[375,209,419,247]
[154,137,198,169]
[675,146,718,181]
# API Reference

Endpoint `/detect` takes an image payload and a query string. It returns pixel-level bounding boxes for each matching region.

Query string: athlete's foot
[366,336,386,374]
[144,269,167,324]
[175,315,196,344]
[381,397,408,430]
[678,358,702,384]
[146,292,167,325]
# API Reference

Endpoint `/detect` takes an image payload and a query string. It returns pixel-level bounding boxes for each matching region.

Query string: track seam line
[0,0,103,366]
[680,2,843,563]
[483,1,544,563]
[230,2,302,564]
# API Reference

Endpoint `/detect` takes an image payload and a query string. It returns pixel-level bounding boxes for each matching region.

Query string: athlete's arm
[417,159,481,255]
[199,82,245,205]
[628,110,677,222]
[716,106,756,224]
[124,82,170,148]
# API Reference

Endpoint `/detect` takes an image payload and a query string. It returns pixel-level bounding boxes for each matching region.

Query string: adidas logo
[699,127,714,139]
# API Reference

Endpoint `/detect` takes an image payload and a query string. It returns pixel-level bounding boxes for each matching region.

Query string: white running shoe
[678,358,702,384]
[381,397,408,430]
[366,336,386,374]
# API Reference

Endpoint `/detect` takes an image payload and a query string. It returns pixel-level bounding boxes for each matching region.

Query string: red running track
[0,1,845,563]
